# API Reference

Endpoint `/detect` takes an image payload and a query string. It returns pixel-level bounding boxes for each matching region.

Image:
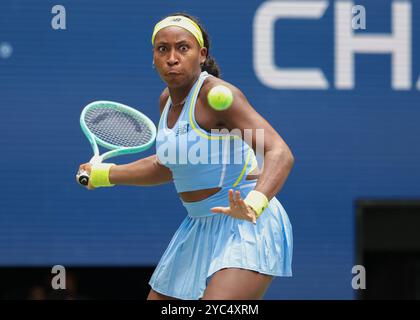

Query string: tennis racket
[76,100,157,186]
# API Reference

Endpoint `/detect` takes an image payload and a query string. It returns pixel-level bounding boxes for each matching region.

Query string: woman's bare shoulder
[159,88,170,114]
[199,76,245,109]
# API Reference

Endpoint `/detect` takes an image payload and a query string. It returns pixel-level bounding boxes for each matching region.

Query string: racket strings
[85,108,153,147]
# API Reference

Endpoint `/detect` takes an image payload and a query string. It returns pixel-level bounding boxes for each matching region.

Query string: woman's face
[153,26,207,88]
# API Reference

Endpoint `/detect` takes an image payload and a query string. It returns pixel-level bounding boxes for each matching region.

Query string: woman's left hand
[211,189,257,224]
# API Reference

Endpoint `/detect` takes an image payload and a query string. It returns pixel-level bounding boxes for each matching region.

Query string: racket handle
[77,169,90,186]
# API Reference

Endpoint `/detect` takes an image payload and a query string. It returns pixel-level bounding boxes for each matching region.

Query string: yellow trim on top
[249,154,258,173]
[233,148,252,187]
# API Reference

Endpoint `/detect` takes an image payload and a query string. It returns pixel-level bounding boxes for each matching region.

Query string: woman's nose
[167,50,179,66]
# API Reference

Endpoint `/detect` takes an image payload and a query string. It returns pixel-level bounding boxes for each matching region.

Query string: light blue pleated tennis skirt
[148,183,293,300]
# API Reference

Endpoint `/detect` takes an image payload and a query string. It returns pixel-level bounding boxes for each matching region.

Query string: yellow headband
[151,16,204,48]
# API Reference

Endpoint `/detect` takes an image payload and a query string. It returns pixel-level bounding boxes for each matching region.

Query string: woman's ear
[200,47,208,64]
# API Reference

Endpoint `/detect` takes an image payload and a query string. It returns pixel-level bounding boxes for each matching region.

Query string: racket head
[80,101,157,161]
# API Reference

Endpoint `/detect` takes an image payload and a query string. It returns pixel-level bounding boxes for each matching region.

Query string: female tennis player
[78,13,294,300]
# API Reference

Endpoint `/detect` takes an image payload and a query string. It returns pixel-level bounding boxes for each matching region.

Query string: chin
[163,74,186,88]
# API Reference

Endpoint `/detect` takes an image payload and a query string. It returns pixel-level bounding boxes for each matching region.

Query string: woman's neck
[168,72,201,107]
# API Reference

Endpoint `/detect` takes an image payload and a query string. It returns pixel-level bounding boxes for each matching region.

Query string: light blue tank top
[156,71,258,193]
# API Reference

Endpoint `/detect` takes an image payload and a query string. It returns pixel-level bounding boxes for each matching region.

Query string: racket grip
[77,169,90,186]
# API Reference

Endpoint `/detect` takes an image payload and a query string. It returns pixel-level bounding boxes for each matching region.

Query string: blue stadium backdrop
[0,0,419,299]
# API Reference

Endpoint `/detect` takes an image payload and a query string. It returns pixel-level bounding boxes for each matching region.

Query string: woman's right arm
[78,155,172,188]
[109,155,172,186]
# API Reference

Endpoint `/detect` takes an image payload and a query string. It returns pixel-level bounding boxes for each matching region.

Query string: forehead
[154,26,197,45]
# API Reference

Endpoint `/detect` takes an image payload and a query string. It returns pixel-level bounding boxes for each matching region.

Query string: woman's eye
[180,45,188,52]
[158,46,166,52]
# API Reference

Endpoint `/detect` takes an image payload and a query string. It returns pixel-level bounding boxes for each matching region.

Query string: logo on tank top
[175,123,190,136]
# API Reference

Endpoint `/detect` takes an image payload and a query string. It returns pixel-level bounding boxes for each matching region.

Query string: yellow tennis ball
[207,85,233,111]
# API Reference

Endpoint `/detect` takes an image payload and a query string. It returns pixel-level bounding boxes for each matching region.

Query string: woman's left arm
[215,85,295,200]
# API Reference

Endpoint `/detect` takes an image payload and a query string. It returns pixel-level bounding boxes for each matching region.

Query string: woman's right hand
[77,163,95,190]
